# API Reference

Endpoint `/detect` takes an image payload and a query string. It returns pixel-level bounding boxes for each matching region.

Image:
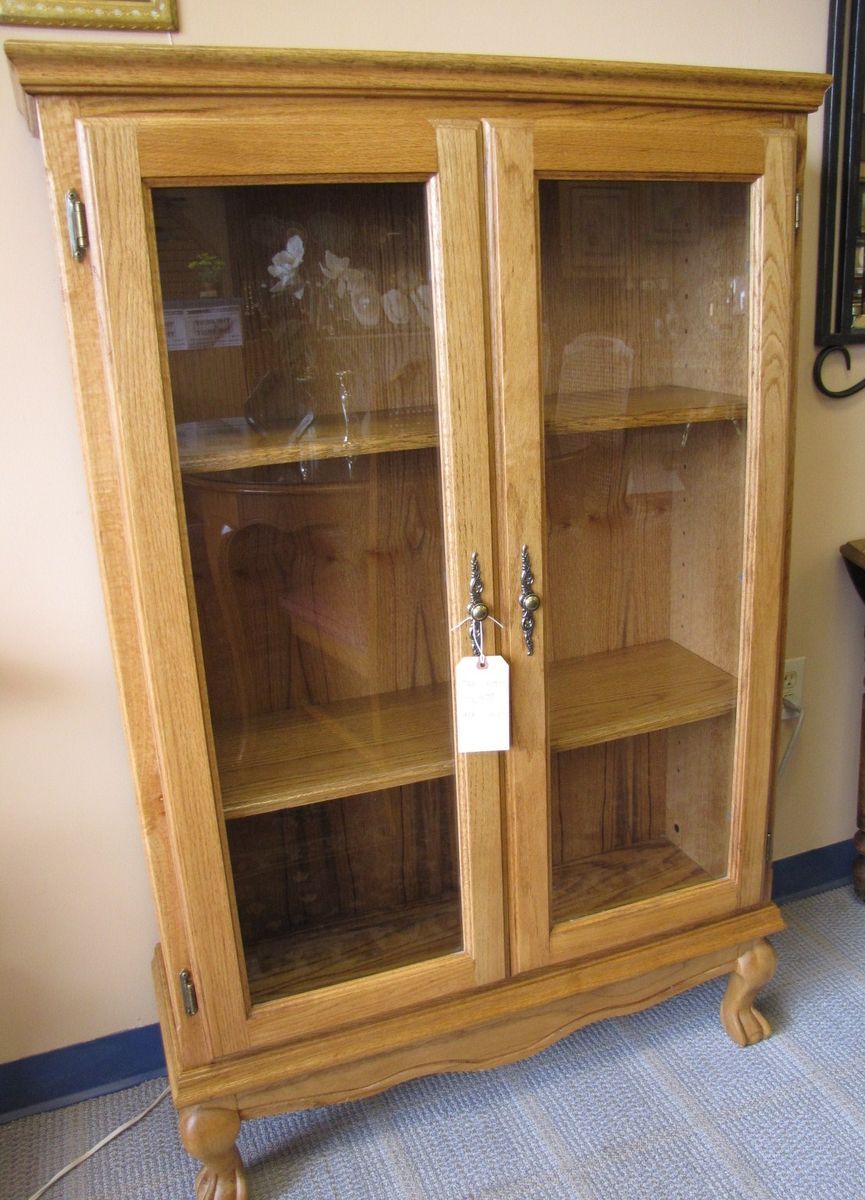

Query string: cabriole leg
[179,1104,248,1200]
[720,937,776,1047]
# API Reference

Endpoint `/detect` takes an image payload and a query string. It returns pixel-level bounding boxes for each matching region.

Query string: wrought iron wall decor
[815,0,865,397]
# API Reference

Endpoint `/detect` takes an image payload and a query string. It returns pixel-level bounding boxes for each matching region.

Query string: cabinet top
[6,41,829,122]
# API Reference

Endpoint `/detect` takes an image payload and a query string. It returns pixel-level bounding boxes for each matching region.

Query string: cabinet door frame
[75,108,506,1057]
[485,117,796,975]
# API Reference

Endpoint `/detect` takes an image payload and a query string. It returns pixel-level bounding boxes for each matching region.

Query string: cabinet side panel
[76,117,251,1054]
[732,130,797,905]
[36,99,212,1067]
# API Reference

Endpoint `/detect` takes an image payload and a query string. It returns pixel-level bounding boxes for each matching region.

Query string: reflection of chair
[557,333,634,399]
[183,467,371,757]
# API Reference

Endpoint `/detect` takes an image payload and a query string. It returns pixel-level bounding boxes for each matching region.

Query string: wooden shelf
[550,640,737,752]
[176,387,744,474]
[218,682,453,820]
[552,839,714,923]
[177,407,437,474]
[240,786,723,1007]
[544,385,746,433]
[245,894,462,1004]
[217,640,735,820]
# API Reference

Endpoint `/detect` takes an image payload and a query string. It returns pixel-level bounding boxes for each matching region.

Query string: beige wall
[0,0,843,1063]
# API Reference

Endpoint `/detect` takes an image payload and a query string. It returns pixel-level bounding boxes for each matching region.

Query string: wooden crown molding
[5,40,829,117]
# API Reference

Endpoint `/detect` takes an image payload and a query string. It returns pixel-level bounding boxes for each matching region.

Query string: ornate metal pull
[466,552,489,657]
[519,545,540,656]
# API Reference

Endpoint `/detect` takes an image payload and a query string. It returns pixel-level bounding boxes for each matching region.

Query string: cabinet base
[155,905,782,1192]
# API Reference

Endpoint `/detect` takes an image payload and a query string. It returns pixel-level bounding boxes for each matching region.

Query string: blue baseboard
[0,1023,166,1124]
[771,837,857,903]
[1,839,854,1123]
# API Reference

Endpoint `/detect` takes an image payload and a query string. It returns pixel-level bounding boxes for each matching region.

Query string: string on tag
[451,611,503,668]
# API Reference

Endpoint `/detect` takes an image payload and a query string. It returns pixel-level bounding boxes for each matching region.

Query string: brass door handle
[519,545,540,655]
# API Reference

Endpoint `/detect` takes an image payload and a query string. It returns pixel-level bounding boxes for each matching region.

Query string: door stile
[76,119,251,1055]
[730,129,797,907]
[429,120,506,985]
[37,100,212,1067]
[483,120,552,976]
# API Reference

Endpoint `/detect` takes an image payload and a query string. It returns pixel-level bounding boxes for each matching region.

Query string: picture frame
[0,0,177,31]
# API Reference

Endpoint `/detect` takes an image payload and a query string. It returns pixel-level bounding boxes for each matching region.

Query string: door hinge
[179,969,199,1017]
[766,828,774,862]
[65,189,89,261]
[794,190,801,232]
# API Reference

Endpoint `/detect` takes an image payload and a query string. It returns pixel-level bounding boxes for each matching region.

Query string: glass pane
[152,182,461,1000]
[539,180,750,923]
[228,782,461,1003]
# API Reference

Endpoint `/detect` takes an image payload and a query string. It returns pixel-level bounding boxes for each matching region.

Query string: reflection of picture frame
[648,182,700,243]
[563,185,631,277]
[0,0,177,30]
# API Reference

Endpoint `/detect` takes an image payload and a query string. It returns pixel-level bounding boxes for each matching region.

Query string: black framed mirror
[815,0,865,396]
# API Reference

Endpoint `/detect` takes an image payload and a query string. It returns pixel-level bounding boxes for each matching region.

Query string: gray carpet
[3,886,865,1200]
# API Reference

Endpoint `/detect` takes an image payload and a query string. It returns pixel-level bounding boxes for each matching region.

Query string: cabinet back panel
[551,733,668,864]
[550,721,731,920]
[545,424,745,666]
[669,421,746,676]
[538,180,750,399]
[665,714,735,878]
[227,779,462,1000]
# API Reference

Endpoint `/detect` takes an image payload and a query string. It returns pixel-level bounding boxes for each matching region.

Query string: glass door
[486,120,795,973]
[155,178,465,1005]
[539,177,747,928]
[79,112,504,1052]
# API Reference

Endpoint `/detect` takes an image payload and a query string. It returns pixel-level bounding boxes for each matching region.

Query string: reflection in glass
[538,180,750,922]
[152,181,461,1002]
[228,781,462,1003]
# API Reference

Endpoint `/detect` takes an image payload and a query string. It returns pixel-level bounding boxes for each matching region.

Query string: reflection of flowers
[320,249,350,292]
[383,288,410,325]
[266,233,432,331]
[268,234,305,297]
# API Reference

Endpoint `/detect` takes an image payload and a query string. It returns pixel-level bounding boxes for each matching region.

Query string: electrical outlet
[782,656,805,711]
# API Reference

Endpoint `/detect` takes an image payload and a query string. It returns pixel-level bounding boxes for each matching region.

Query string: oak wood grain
[217,684,452,818]
[430,120,507,987]
[16,45,819,1158]
[177,409,437,473]
[6,41,829,115]
[729,130,797,909]
[245,893,462,1004]
[545,385,745,432]
[552,838,712,923]
[550,640,737,751]
[484,118,552,976]
[151,903,784,1106]
[213,639,735,820]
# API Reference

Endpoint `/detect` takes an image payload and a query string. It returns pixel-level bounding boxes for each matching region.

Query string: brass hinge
[794,191,801,232]
[65,189,89,261]
[179,969,199,1017]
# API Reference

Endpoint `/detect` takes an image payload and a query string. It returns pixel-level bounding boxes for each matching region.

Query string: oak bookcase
[6,41,827,1197]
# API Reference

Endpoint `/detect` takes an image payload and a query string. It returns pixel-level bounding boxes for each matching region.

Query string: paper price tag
[455,655,510,753]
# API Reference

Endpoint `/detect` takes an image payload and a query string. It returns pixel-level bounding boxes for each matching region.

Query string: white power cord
[24,1085,171,1200]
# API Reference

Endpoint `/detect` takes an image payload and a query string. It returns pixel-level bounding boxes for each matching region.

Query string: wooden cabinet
[7,42,827,1197]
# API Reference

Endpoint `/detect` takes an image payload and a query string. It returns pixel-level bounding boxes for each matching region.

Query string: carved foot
[179,1104,248,1200]
[720,937,776,1047]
